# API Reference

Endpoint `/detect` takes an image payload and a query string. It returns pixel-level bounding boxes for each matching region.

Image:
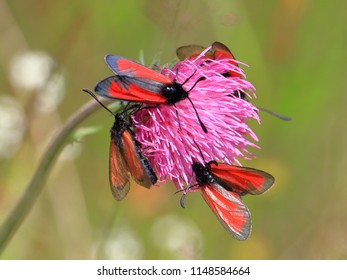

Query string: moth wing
[176,44,208,60]
[105,55,172,84]
[109,138,130,201]
[200,183,251,240]
[212,41,242,78]
[209,162,275,195]
[120,130,157,189]
[94,75,168,103]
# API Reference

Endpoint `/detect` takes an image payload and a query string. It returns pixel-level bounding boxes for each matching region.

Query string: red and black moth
[177,41,291,121]
[177,41,243,78]
[83,89,157,201]
[177,41,246,99]
[93,55,207,132]
[109,112,157,200]
[184,160,274,240]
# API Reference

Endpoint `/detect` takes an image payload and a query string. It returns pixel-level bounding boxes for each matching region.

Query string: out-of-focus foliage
[1,0,347,259]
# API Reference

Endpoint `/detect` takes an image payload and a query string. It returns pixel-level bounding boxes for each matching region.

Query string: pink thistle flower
[132,47,260,190]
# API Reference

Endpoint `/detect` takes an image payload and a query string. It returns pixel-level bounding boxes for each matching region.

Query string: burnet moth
[177,41,246,99]
[183,160,274,240]
[93,55,207,132]
[180,139,274,240]
[177,41,243,78]
[177,42,291,121]
[83,89,157,201]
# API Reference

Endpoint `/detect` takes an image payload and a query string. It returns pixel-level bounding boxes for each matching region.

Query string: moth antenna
[187,76,205,92]
[187,97,207,133]
[257,106,292,121]
[82,88,115,116]
[192,139,207,163]
[174,184,189,208]
[178,166,197,208]
[174,188,185,195]
[181,70,197,86]
[179,183,197,208]
[180,192,187,208]
[180,185,191,208]
[175,67,207,132]
[185,76,208,133]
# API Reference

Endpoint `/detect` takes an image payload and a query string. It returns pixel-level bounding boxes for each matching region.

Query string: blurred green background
[1,0,347,259]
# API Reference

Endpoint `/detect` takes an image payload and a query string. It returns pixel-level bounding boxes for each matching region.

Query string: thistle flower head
[133,47,260,190]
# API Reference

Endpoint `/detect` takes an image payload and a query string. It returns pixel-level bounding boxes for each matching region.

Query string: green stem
[0,97,117,255]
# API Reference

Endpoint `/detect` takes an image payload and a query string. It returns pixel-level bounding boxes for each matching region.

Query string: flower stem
[0,97,116,255]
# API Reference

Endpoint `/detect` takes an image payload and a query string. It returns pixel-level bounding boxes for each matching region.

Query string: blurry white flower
[151,214,202,259]
[36,71,65,113]
[58,143,82,162]
[104,226,144,259]
[9,51,65,113]
[0,95,25,158]
[9,51,54,92]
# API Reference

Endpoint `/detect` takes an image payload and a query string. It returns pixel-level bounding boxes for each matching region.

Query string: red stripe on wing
[200,183,251,240]
[95,76,167,103]
[209,162,275,195]
[120,131,155,189]
[105,55,172,84]
[109,139,130,201]
[211,42,242,79]
[176,42,242,78]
